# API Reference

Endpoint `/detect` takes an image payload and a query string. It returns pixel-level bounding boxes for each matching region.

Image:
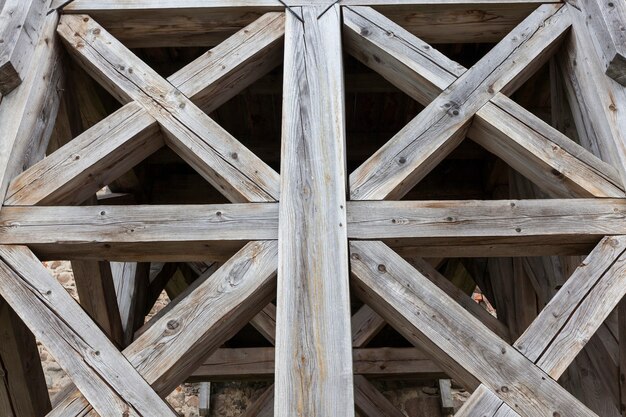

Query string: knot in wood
[351,253,360,261]
[167,320,180,331]
[377,264,387,273]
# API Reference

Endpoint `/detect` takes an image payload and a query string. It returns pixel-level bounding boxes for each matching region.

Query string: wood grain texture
[349,4,570,200]
[57,15,280,203]
[456,236,626,417]
[0,245,176,417]
[577,0,626,86]
[189,347,444,380]
[558,4,626,188]
[348,199,626,257]
[0,0,49,94]
[8,12,285,206]
[350,240,598,417]
[0,12,64,206]
[0,204,278,261]
[48,241,278,417]
[275,6,354,417]
[354,375,406,417]
[62,1,550,47]
[344,5,622,199]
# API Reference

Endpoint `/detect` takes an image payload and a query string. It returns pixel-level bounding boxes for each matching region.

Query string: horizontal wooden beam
[2,199,626,260]
[348,199,626,257]
[62,1,552,47]
[0,204,277,261]
[189,347,445,381]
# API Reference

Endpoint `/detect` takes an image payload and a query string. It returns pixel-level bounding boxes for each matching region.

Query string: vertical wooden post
[275,4,354,416]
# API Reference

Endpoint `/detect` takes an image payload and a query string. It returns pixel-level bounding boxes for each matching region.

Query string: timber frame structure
[0,0,626,416]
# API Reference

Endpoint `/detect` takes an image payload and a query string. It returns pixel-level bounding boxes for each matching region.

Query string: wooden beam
[343,5,622,199]
[619,299,626,417]
[348,199,626,257]
[250,303,277,345]
[577,0,626,86]
[354,375,406,417]
[456,235,626,416]
[0,203,278,261]
[6,12,284,206]
[62,1,550,47]
[241,384,274,417]
[351,305,387,348]
[275,5,353,416]
[71,260,125,346]
[48,241,278,417]
[190,347,444,381]
[349,4,570,200]
[0,245,176,417]
[350,240,598,417]
[3,200,626,260]
[111,262,150,347]
[0,299,50,417]
[557,4,626,188]
[57,15,280,203]
[0,12,64,205]
[0,0,49,94]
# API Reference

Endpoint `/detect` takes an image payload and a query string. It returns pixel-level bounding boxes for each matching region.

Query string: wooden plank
[350,240,598,417]
[62,1,549,47]
[275,6,353,417]
[48,241,278,417]
[343,5,622,199]
[619,299,626,417]
[439,379,455,414]
[198,382,210,417]
[557,4,626,188]
[58,15,280,203]
[6,12,284,206]
[0,11,64,205]
[348,199,626,257]
[275,6,354,417]
[457,236,626,417]
[250,303,277,345]
[349,4,570,200]
[0,0,49,94]
[111,262,150,347]
[0,203,278,261]
[354,375,406,417]
[71,260,125,346]
[351,305,387,348]
[577,0,626,86]
[0,245,176,417]
[189,347,444,381]
[0,299,50,417]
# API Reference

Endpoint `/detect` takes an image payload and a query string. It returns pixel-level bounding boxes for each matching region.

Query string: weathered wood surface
[456,236,626,417]
[0,299,51,417]
[0,204,278,261]
[2,200,626,260]
[577,0,626,86]
[250,303,277,345]
[351,305,387,348]
[57,15,280,203]
[350,240,598,417]
[71,260,125,346]
[111,262,150,347]
[0,0,49,94]
[354,375,407,417]
[349,4,570,200]
[344,5,623,199]
[49,241,278,417]
[190,347,444,381]
[0,245,176,417]
[7,12,284,206]
[0,12,64,206]
[275,6,354,417]
[62,0,550,46]
[557,3,626,189]
[348,199,626,257]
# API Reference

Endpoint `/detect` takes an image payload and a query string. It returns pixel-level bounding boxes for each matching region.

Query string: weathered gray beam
[275,5,354,416]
